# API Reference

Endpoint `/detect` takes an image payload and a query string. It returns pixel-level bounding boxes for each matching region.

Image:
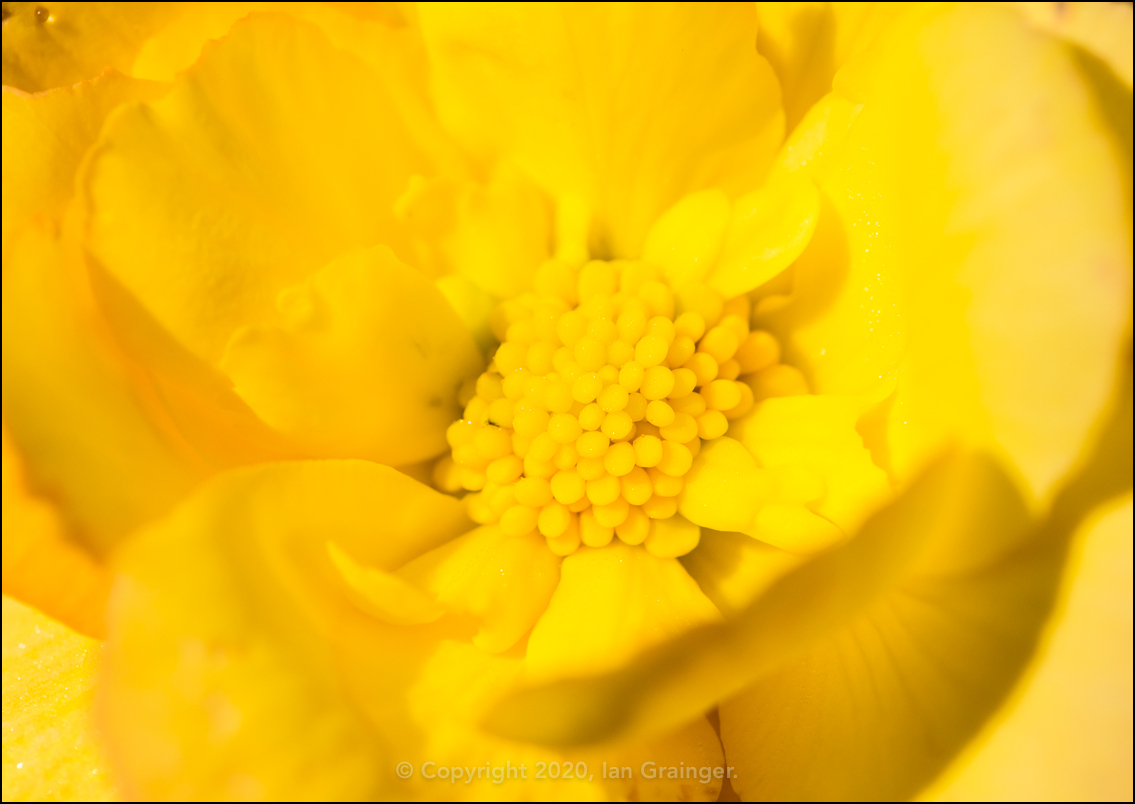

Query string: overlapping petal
[126,3,466,178]
[763,3,1131,503]
[2,3,1129,801]
[731,395,891,536]
[3,228,201,553]
[525,541,720,682]
[101,460,470,799]
[395,165,552,300]
[485,452,1036,755]
[338,613,726,800]
[222,247,481,465]
[677,528,804,617]
[925,495,1133,800]
[754,2,904,133]
[682,394,889,554]
[397,524,561,654]
[2,32,295,513]
[83,13,444,365]
[484,332,1130,796]
[2,427,112,638]
[640,175,821,299]
[2,70,162,261]
[102,458,732,800]
[419,2,784,259]
[1017,0,1133,87]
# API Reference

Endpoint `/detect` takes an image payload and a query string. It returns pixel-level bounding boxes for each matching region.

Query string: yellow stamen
[441,259,796,556]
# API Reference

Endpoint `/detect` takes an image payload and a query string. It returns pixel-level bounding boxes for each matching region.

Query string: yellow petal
[1017,0,1133,87]
[755,2,904,132]
[130,4,417,79]
[485,451,1044,761]
[420,3,784,258]
[2,595,117,801]
[84,13,443,364]
[129,3,469,179]
[129,3,264,82]
[343,632,725,799]
[2,70,162,260]
[104,455,722,799]
[444,163,551,296]
[2,426,111,639]
[2,72,235,491]
[771,4,1131,503]
[89,259,307,471]
[746,501,844,554]
[3,227,201,553]
[398,524,562,654]
[433,273,495,356]
[726,372,1116,803]
[222,247,482,466]
[923,494,1133,800]
[642,188,732,289]
[553,192,591,265]
[680,437,769,534]
[768,90,863,177]
[103,460,470,799]
[678,528,804,617]
[731,395,892,535]
[1,2,175,91]
[644,514,702,560]
[682,395,890,555]
[326,541,445,627]
[759,98,901,400]
[595,715,726,802]
[704,173,820,299]
[526,541,721,683]
[396,164,551,298]
[718,403,1131,802]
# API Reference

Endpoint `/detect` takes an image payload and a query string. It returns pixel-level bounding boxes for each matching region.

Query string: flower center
[436,259,783,557]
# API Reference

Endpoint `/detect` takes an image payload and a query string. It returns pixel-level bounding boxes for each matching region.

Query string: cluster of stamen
[434,259,792,557]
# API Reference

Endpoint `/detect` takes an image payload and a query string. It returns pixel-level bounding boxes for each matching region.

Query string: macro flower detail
[2,2,1131,802]
[442,264,808,555]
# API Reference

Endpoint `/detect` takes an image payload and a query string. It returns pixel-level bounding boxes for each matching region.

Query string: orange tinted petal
[2,427,111,639]
[3,228,201,553]
[1,2,175,91]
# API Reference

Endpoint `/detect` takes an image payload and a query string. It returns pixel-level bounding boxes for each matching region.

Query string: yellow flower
[2,2,1131,801]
